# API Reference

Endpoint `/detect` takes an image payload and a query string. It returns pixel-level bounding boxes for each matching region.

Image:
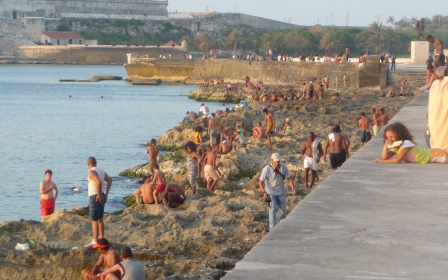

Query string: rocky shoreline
[0,83,415,279]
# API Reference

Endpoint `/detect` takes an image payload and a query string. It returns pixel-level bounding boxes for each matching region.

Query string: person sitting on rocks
[183,111,195,123]
[217,77,224,84]
[387,88,397,97]
[100,246,145,280]
[270,91,278,102]
[257,81,265,91]
[160,183,186,208]
[190,126,203,145]
[232,124,248,150]
[401,79,408,93]
[278,94,285,101]
[253,122,266,138]
[217,137,232,154]
[332,92,341,100]
[254,92,260,101]
[136,175,156,205]
[222,125,234,145]
[261,94,269,102]
[81,238,121,280]
[278,118,292,135]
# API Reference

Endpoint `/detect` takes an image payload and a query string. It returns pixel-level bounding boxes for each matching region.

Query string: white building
[41,32,84,45]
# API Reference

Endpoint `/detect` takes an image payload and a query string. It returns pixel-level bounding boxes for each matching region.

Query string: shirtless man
[203,145,221,191]
[270,92,278,102]
[252,121,266,138]
[343,74,348,87]
[146,139,159,175]
[81,238,121,280]
[208,113,221,148]
[401,79,408,93]
[358,112,370,147]
[262,108,275,146]
[323,127,349,171]
[135,176,155,205]
[40,169,58,216]
[323,75,329,89]
[300,132,323,188]
[372,107,381,136]
[161,183,186,208]
[427,35,445,67]
[379,108,390,127]
[218,138,232,154]
[335,76,339,87]
[334,124,350,153]
[308,81,314,99]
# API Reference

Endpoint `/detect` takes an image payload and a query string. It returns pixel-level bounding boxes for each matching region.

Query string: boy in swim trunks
[40,169,58,216]
[81,238,121,280]
[136,175,155,205]
[262,108,275,147]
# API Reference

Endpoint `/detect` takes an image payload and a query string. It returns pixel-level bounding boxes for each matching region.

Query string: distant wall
[126,59,363,86]
[19,45,187,64]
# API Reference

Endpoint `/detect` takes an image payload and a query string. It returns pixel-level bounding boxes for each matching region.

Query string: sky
[167,0,447,27]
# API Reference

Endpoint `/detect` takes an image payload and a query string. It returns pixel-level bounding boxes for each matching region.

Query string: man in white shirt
[199,103,210,117]
[259,153,296,229]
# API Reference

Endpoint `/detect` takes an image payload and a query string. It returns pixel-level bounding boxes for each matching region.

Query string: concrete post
[410,41,429,64]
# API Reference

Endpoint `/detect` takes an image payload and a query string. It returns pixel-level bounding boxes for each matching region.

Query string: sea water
[0,64,223,223]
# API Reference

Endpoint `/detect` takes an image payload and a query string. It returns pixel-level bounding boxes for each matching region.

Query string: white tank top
[88,167,106,196]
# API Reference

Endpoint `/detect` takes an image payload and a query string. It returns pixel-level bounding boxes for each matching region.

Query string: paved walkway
[225,92,448,280]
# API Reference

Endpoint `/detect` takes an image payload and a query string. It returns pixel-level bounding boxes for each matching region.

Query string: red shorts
[40,198,55,216]
[174,194,186,204]
[84,269,100,280]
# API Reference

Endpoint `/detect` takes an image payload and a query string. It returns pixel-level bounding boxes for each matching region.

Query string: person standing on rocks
[185,141,202,194]
[146,139,159,175]
[135,176,155,205]
[40,169,58,217]
[262,108,275,147]
[300,132,323,189]
[203,145,221,191]
[208,113,221,148]
[259,153,296,229]
[323,127,350,171]
[358,112,370,147]
[373,107,381,136]
[81,238,121,280]
[100,246,145,280]
[86,157,113,247]
[343,74,348,87]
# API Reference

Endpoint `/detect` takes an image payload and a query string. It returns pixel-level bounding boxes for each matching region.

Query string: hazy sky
[168,0,446,27]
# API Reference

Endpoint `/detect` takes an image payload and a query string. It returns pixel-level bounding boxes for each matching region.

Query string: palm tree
[320,28,340,53]
[367,35,384,54]
[380,28,396,51]
[194,32,214,53]
[225,30,240,54]
[369,21,383,37]
[386,16,395,26]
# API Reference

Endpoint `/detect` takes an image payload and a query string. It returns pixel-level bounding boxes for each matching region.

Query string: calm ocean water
[0,64,222,223]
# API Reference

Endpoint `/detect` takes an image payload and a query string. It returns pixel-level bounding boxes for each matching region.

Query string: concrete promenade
[225,91,448,280]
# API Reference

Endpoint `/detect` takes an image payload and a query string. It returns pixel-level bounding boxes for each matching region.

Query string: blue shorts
[360,130,368,143]
[89,193,106,221]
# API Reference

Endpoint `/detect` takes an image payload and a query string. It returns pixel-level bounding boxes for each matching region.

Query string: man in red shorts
[161,183,186,208]
[39,170,58,216]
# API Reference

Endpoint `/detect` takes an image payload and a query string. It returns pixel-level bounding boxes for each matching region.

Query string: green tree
[194,32,214,53]
[57,23,71,31]
[369,21,383,37]
[386,16,395,26]
[225,30,240,54]
[283,28,314,54]
[261,32,284,52]
[320,28,340,53]
[381,28,397,51]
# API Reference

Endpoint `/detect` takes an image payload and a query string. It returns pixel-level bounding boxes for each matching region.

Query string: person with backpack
[300,132,323,189]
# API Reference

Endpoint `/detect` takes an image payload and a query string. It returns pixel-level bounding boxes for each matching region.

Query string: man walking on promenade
[373,107,381,136]
[40,169,58,217]
[379,108,390,127]
[323,127,350,172]
[358,112,370,147]
[259,153,296,229]
[262,108,275,147]
[146,139,159,175]
[300,132,323,189]
[86,157,112,247]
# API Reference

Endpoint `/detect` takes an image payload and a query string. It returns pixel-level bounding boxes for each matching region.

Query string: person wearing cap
[100,246,145,280]
[259,153,296,229]
[146,139,159,176]
[81,238,120,280]
[86,157,113,247]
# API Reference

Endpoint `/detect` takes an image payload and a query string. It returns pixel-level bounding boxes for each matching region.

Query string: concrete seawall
[224,91,448,279]
[125,56,388,87]
[19,45,187,64]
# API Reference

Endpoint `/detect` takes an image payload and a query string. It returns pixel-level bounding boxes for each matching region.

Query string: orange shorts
[267,124,273,133]
[40,198,55,216]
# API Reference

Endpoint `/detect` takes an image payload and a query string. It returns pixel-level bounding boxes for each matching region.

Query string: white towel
[312,138,320,162]
[328,133,335,142]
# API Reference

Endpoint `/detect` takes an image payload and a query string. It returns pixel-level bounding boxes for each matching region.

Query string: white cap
[310,81,313,84]
[271,153,281,162]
